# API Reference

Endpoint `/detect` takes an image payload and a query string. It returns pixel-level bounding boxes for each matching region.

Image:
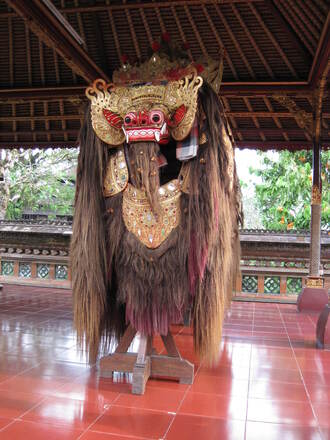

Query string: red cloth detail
[152,41,161,52]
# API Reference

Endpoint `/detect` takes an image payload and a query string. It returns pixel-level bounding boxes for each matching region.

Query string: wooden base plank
[99,328,194,394]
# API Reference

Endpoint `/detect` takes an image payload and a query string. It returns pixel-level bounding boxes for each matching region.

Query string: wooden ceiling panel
[0,0,329,150]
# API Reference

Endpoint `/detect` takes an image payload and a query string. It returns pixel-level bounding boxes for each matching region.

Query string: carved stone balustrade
[0,221,329,301]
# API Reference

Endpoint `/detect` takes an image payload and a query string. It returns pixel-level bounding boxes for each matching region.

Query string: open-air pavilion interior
[0,0,329,439]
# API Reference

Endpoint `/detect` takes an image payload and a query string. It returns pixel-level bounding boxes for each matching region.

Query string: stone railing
[0,221,329,300]
[0,220,71,289]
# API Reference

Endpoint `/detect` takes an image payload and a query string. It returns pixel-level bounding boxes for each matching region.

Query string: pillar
[297,111,328,312]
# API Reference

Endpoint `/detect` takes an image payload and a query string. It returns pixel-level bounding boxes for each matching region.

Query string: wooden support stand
[99,325,194,395]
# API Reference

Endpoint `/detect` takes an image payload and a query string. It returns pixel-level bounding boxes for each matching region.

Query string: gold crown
[112,52,223,93]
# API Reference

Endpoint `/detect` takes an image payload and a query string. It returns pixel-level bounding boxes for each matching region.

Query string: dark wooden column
[297,62,329,314]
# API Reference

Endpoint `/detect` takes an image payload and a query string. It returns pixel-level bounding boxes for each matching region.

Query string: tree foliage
[1,148,78,220]
[250,150,330,230]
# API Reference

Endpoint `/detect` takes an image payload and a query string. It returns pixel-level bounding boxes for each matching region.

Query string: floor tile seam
[0,361,43,385]
[75,392,123,440]
[277,304,324,440]
[7,365,95,404]
[245,414,320,428]
[247,394,311,403]
[0,418,17,433]
[87,428,152,440]
[14,394,49,421]
[110,402,182,415]
[178,406,248,422]
[162,363,201,439]
[244,302,255,440]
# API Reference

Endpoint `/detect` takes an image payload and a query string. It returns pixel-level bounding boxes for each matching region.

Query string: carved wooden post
[297,64,329,313]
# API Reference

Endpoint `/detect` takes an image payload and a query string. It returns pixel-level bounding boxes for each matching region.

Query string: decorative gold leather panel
[122,180,181,249]
[103,148,128,197]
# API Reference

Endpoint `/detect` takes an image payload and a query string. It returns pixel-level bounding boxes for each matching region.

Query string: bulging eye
[124,112,137,126]
[150,110,164,125]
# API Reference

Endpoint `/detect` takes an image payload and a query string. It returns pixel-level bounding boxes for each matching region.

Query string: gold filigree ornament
[85,71,203,146]
[122,180,181,249]
[306,277,324,288]
[103,148,128,197]
[311,185,322,205]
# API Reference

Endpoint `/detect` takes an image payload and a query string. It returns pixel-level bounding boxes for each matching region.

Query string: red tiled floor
[192,374,249,397]
[248,380,308,401]
[0,389,43,418]
[0,284,330,440]
[179,391,247,420]
[21,396,106,429]
[115,386,186,412]
[92,405,173,438]
[0,420,83,440]
[166,414,245,440]
[80,432,145,440]
[245,421,323,440]
[247,398,318,426]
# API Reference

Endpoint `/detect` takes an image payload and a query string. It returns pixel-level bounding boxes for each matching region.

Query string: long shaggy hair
[71,83,241,365]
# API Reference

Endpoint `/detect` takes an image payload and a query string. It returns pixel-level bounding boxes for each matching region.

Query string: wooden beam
[309,12,330,87]
[3,112,330,122]
[232,128,330,137]
[0,0,265,17]
[1,139,329,151]
[235,140,330,150]
[0,141,77,149]
[0,82,315,103]
[5,0,108,83]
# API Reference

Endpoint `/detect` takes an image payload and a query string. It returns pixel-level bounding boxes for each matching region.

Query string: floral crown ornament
[85,41,223,147]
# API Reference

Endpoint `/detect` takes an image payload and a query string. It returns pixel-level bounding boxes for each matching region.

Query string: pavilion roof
[0,0,329,150]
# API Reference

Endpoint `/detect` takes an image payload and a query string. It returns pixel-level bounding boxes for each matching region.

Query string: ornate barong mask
[72,41,242,367]
[86,72,203,146]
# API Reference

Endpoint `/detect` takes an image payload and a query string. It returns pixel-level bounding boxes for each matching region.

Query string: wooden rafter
[230,4,274,79]
[139,8,154,46]
[263,96,289,141]
[2,139,329,151]
[248,3,298,78]
[124,0,142,60]
[8,16,13,85]
[91,12,110,75]
[212,3,254,78]
[201,5,238,79]
[152,0,166,35]
[235,140,330,150]
[284,1,318,50]
[297,0,322,32]
[0,82,318,103]
[266,0,312,64]
[171,5,193,60]
[288,0,319,42]
[183,5,209,59]
[106,1,123,63]
[0,1,265,17]
[273,0,315,55]
[243,97,266,141]
[5,0,109,83]
[309,12,330,87]
[4,112,330,123]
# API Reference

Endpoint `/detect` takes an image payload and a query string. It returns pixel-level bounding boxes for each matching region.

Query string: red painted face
[122,109,169,144]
